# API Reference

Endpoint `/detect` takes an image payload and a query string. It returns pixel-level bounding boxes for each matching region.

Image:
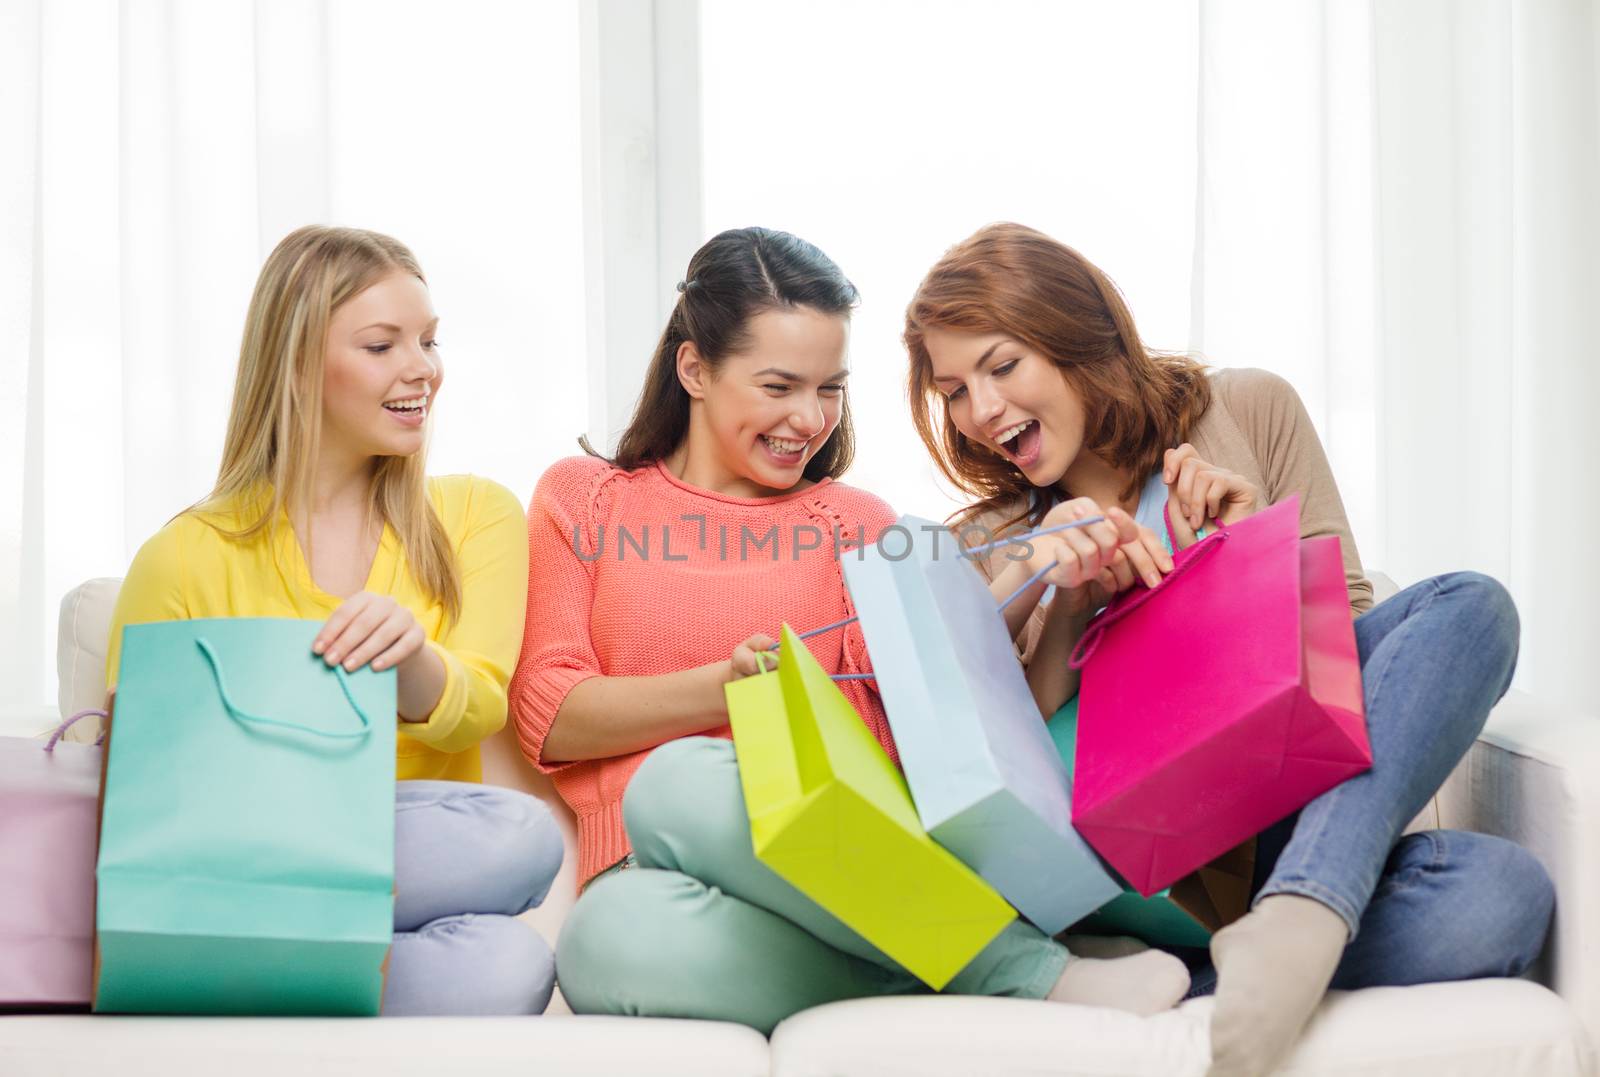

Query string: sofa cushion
[769,979,1593,1077]
[55,578,121,741]
[0,1014,770,1077]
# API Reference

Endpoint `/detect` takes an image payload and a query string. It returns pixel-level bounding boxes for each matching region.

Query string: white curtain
[2,0,587,714]
[702,0,1598,712]
[1194,0,1600,712]
[700,0,1202,521]
[1189,0,1381,556]
[8,0,1598,717]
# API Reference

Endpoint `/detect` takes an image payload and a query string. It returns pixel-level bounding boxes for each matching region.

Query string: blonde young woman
[104,226,562,1015]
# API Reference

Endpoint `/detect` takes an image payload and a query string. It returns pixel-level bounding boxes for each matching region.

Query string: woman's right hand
[1018,498,1173,616]
[728,633,779,681]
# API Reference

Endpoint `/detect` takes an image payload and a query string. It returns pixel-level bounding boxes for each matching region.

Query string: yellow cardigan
[105,475,529,783]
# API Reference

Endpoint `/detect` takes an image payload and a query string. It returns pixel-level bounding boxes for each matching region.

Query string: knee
[555,870,701,1018]
[397,781,565,908]
[1437,833,1553,977]
[622,737,741,864]
[386,914,555,1016]
[474,915,558,1015]
[1473,835,1553,974]
[461,785,565,905]
[1440,572,1520,675]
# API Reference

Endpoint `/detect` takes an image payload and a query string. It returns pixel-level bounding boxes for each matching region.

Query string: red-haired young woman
[906,222,1552,1077]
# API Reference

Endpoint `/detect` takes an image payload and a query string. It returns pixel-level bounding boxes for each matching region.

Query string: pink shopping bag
[1068,496,1370,897]
[0,712,105,1008]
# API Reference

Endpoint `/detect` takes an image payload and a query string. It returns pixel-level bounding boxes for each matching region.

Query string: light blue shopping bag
[842,517,1119,934]
[95,618,396,1015]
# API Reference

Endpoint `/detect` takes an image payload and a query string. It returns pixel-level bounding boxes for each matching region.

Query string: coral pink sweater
[509,456,900,884]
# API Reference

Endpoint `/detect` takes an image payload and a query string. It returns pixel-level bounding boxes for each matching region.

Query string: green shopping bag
[1048,699,1252,949]
[726,624,1015,990]
[95,618,396,1015]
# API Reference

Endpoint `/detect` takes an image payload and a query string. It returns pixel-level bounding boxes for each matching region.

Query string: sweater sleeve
[106,519,192,689]
[400,477,530,754]
[508,457,612,774]
[1220,369,1373,616]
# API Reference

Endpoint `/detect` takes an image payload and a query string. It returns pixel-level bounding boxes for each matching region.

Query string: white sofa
[2,576,1597,1076]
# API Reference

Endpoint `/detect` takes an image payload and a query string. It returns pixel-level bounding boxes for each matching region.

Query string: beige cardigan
[970,367,1373,663]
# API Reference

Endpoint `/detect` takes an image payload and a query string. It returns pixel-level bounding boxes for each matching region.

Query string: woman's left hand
[313,591,429,673]
[1163,443,1261,544]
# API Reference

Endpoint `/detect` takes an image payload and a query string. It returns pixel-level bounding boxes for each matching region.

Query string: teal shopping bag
[95,618,396,1016]
[1048,700,1252,948]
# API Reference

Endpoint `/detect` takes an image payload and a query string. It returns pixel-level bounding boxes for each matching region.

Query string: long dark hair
[582,227,861,482]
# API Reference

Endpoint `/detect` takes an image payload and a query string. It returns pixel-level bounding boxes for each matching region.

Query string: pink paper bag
[1069,496,1370,896]
[0,715,103,1008]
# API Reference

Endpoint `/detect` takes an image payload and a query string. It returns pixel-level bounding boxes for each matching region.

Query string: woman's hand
[1163,443,1261,548]
[728,633,779,681]
[1017,498,1172,617]
[314,591,429,673]
[315,592,445,721]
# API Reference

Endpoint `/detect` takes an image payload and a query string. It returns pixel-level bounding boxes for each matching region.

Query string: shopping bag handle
[763,618,879,682]
[752,646,874,683]
[984,516,1110,613]
[964,515,1107,560]
[44,709,109,752]
[1067,523,1230,670]
[195,638,375,741]
[759,516,1111,675]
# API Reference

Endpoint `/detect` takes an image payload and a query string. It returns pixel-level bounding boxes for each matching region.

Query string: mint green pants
[554,737,1070,1034]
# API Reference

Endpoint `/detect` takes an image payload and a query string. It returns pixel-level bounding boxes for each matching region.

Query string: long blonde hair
[199,225,461,621]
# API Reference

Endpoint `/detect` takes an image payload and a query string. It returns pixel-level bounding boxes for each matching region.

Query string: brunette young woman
[509,226,1188,1034]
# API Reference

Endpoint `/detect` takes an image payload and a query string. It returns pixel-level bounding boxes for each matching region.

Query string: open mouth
[383,395,428,424]
[759,434,808,464]
[993,419,1041,467]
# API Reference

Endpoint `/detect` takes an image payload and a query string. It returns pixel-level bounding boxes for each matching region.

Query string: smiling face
[924,327,1090,488]
[320,270,443,464]
[679,305,850,498]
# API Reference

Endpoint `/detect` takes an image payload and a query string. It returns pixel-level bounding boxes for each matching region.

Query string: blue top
[1131,468,1205,555]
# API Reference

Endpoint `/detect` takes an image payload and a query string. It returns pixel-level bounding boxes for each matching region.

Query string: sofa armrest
[1437,689,1600,1046]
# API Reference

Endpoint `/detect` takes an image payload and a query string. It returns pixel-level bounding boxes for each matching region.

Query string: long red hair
[904,222,1211,533]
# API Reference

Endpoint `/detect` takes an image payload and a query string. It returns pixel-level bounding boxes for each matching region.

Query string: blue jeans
[381,781,565,1015]
[1188,572,1554,995]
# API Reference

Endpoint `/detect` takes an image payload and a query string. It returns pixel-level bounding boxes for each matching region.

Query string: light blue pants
[381,780,565,1016]
[555,738,1069,1034]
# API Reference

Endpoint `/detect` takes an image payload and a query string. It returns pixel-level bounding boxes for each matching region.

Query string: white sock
[1047,949,1190,1016]
[1207,894,1350,1076]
